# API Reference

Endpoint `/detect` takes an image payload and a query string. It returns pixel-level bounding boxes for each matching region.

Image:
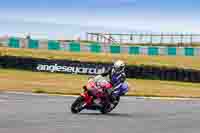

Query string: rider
[101,60,129,103]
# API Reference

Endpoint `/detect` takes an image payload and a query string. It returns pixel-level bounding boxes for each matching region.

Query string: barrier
[185,48,194,56]
[48,40,60,50]
[129,47,140,55]
[8,38,20,48]
[69,42,80,52]
[167,47,177,56]
[2,37,200,56]
[0,56,200,82]
[90,43,101,53]
[148,47,158,56]
[110,45,121,54]
[28,39,39,49]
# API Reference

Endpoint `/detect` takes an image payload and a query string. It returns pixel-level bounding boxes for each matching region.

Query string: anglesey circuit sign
[0,56,199,82]
[36,64,106,75]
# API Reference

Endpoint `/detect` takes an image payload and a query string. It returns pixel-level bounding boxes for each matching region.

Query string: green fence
[69,42,80,52]
[8,38,20,48]
[4,37,200,56]
[110,45,120,54]
[148,47,158,55]
[28,39,39,49]
[48,41,60,50]
[167,47,177,56]
[185,48,194,56]
[129,47,139,55]
[90,43,101,53]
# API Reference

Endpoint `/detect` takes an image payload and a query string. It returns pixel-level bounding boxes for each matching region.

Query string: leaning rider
[101,60,129,103]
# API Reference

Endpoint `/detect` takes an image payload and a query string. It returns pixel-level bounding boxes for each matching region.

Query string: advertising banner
[0,56,200,82]
[36,63,106,75]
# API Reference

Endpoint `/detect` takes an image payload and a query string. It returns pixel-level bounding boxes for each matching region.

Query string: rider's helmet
[113,60,125,74]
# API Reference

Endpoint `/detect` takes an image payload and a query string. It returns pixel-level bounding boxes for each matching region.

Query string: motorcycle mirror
[83,85,87,90]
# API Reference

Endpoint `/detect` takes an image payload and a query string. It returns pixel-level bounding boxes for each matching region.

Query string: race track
[0,92,200,133]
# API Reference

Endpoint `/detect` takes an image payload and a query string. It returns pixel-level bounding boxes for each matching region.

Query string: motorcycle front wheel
[71,96,85,114]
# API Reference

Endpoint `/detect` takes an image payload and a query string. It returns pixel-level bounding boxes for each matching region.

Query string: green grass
[1,68,200,98]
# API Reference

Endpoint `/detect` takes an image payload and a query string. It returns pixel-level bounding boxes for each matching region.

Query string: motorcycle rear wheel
[100,96,120,114]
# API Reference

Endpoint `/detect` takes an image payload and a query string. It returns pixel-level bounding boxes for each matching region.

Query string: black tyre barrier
[0,55,200,83]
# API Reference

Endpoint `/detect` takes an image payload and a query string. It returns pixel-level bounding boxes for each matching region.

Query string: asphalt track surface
[0,92,200,133]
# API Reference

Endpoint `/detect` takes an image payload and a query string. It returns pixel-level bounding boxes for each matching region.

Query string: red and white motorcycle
[70,75,120,114]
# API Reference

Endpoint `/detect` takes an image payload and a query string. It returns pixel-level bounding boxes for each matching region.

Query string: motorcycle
[70,75,120,114]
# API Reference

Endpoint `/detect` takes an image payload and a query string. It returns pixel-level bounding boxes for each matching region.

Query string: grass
[1,47,200,70]
[1,69,200,98]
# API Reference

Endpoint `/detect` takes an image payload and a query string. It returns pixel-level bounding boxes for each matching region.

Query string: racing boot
[110,94,118,105]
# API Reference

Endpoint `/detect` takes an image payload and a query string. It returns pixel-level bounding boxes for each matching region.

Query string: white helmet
[113,60,125,73]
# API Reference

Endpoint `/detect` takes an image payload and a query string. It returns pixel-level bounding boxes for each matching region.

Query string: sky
[0,0,199,39]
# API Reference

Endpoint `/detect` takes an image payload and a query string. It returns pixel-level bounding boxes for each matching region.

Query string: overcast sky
[0,0,199,39]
